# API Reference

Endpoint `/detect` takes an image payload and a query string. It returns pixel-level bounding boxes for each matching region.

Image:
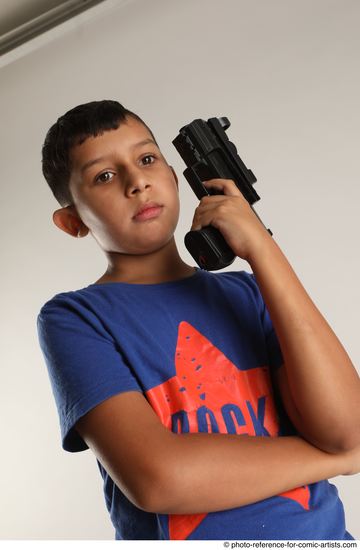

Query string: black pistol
[172,117,271,271]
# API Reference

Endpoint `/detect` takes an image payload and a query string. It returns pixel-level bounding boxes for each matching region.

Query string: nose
[124,168,151,196]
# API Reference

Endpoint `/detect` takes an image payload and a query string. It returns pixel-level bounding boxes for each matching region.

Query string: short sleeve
[243,272,284,370]
[37,294,142,453]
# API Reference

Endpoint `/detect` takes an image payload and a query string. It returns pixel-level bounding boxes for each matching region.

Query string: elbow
[135,445,186,514]
[129,432,200,514]
[126,433,184,514]
[297,412,360,454]
[332,422,360,453]
[333,431,360,453]
[128,446,181,514]
[134,466,180,514]
[315,429,360,454]
[110,460,175,513]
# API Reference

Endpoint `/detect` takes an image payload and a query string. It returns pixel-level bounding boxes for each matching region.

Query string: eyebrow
[80,138,157,174]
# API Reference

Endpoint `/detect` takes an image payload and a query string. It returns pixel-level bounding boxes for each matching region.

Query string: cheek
[163,195,180,233]
[166,183,180,213]
[172,200,180,227]
[78,206,111,232]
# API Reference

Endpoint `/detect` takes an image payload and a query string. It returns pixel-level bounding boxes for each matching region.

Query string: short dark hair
[42,99,158,207]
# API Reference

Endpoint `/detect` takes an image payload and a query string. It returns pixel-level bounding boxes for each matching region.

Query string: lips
[133,201,163,221]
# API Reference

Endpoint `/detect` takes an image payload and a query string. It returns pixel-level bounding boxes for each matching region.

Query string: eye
[141,154,156,165]
[95,171,114,184]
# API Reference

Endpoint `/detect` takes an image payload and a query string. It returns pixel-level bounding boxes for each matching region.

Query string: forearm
[150,432,346,515]
[249,236,360,451]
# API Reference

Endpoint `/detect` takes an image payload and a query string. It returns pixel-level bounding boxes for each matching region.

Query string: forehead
[70,117,156,167]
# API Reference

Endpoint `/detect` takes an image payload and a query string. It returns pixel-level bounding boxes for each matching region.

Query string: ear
[52,206,89,238]
[169,166,178,189]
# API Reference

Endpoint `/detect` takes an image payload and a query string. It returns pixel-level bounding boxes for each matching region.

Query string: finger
[197,193,248,212]
[198,195,229,206]
[203,178,241,197]
[191,196,228,227]
[191,200,230,231]
[191,209,217,231]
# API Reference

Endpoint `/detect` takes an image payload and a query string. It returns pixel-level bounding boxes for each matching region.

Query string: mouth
[133,201,163,222]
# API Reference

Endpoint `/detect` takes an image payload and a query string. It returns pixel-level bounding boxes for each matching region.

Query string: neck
[95,238,196,285]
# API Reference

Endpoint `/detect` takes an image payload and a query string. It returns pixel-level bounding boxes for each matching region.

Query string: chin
[131,234,175,255]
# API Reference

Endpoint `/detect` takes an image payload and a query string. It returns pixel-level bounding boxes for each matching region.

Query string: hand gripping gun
[172,117,271,271]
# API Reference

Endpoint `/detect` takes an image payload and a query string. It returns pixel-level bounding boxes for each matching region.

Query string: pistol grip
[185,226,235,271]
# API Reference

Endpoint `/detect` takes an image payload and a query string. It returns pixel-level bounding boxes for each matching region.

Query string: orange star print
[146,321,310,539]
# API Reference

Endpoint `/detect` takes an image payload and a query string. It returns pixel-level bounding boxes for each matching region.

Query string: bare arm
[248,236,360,453]
[191,179,360,453]
[75,391,357,515]
[161,430,350,514]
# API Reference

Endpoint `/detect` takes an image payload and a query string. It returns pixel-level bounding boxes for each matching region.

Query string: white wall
[1,0,359,540]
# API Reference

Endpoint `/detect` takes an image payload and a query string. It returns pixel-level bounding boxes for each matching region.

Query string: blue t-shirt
[37,269,353,540]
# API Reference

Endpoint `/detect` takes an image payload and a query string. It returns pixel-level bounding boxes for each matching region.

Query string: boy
[37,100,360,540]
